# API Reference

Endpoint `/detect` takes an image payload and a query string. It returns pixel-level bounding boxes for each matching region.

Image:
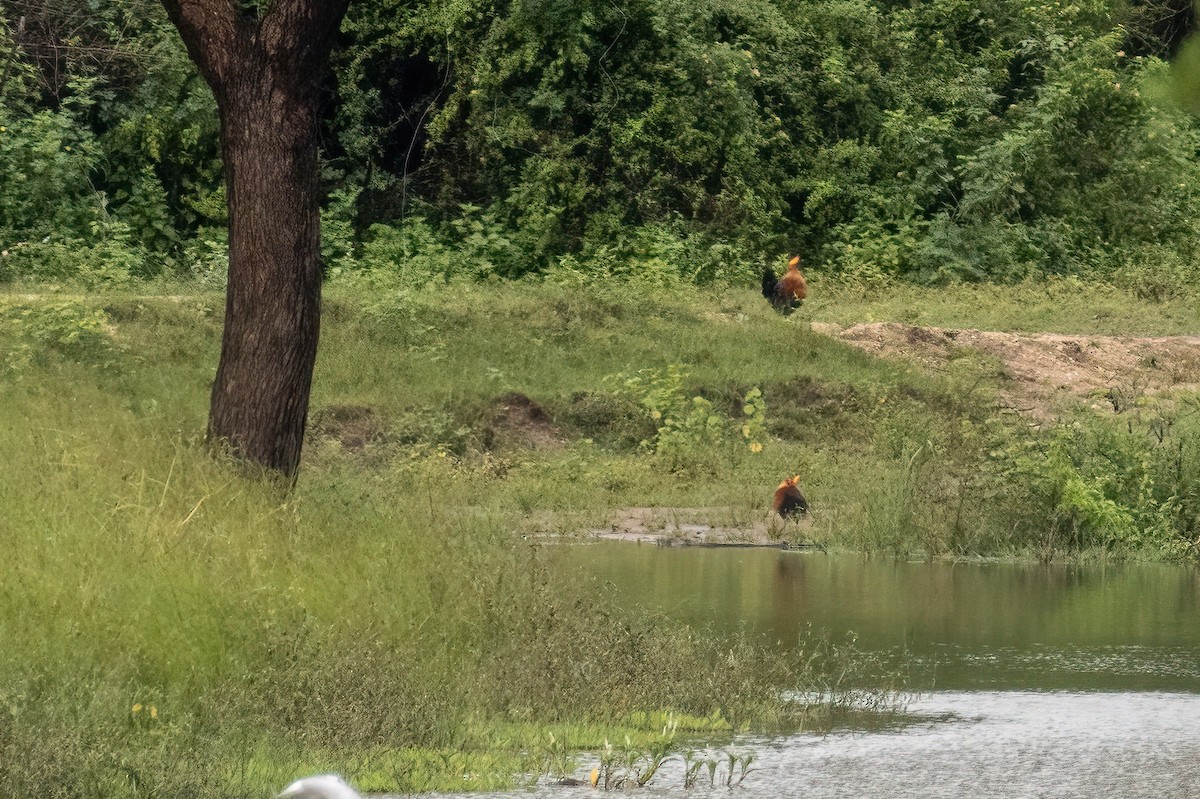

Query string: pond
[421,544,1200,798]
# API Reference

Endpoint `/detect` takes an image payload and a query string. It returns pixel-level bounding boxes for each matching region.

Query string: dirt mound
[814,322,1200,418]
[310,404,388,451]
[483,392,563,451]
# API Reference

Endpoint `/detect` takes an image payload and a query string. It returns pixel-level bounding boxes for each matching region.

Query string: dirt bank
[813,321,1200,420]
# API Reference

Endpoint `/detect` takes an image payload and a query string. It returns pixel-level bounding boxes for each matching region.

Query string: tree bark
[160,0,349,478]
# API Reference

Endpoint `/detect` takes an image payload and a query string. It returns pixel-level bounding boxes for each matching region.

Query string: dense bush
[2,0,1199,283]
[990,406,1200,558]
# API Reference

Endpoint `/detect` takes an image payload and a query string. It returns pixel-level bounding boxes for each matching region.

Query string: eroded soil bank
[815,321,1200,420]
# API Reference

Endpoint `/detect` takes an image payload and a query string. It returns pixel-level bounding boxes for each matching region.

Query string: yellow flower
[149,705,158,719]
[132,703,143,714]
[749,442,763,453]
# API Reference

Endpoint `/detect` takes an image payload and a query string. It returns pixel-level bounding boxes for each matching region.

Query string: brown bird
[772,475,809,519]
[762,255,808,314]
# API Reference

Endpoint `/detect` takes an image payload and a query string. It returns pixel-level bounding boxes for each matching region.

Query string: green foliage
[989,411,1200,557]
[333,0,1200,283]
[0,299,120,372]
[178,227,230,287]
[606,364,768,472]
[0,81,103,237]
[351,218,454,283]
[0,0,219,278]
[342,207,530,282]
[5,0,1200,283]
[740,386,767,454]
[611,364,714,468]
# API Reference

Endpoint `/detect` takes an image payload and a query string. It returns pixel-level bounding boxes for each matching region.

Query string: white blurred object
[277,774,362,799]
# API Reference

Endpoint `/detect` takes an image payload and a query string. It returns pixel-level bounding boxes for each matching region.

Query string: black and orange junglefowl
[762,255,808,313]
[772,475,809,519]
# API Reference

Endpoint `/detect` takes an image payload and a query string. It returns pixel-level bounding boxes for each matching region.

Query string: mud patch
[310,404,388,452]
[814,321,1200,419]
[587,506,814,548]
[483,392,564,451]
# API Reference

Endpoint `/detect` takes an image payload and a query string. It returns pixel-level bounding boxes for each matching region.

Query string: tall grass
[0,414,899,795]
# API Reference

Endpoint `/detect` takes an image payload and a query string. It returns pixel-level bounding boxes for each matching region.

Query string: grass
[0,274,1197,796]
[806,275,1200,336]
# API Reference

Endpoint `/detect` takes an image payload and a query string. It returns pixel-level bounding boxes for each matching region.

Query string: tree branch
[158,0,246,90]
[260,0,349,74]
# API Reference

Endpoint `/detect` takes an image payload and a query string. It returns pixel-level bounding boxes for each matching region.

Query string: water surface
[419,691,1200,798]
[557,543,1200,690]
[417,544,1200,798]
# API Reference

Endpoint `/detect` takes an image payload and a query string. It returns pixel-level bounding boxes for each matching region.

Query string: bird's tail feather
[761,267,777,300]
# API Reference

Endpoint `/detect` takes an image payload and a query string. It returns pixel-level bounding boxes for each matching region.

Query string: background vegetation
[2,0,1200,288]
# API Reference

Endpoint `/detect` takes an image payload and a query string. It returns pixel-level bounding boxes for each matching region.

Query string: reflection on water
[554,543,1200,691]
[417,692,1200,798]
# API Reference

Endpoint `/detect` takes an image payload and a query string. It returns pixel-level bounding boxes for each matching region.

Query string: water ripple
[414,692,1200,799]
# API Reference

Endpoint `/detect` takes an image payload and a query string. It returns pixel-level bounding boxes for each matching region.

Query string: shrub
[990,413,1200,557]
[0,299,120,372]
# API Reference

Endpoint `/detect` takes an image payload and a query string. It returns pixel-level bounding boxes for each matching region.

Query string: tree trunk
[208,64,323,477]
[160,0,349,479]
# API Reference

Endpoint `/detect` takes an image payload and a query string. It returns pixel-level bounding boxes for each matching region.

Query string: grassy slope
[807,276,1200,336]
[0,277,1195,797]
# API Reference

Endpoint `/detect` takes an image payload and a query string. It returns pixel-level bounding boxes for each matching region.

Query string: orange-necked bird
[772,475,809,519]
[762,255,808,313]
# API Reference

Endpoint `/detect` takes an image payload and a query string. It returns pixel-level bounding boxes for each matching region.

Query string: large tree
[160,0,349,478]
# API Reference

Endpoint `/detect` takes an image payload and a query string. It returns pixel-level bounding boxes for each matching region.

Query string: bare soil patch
[483,392,564,451]
[814,322,1200,419]
[310,404,388,452]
